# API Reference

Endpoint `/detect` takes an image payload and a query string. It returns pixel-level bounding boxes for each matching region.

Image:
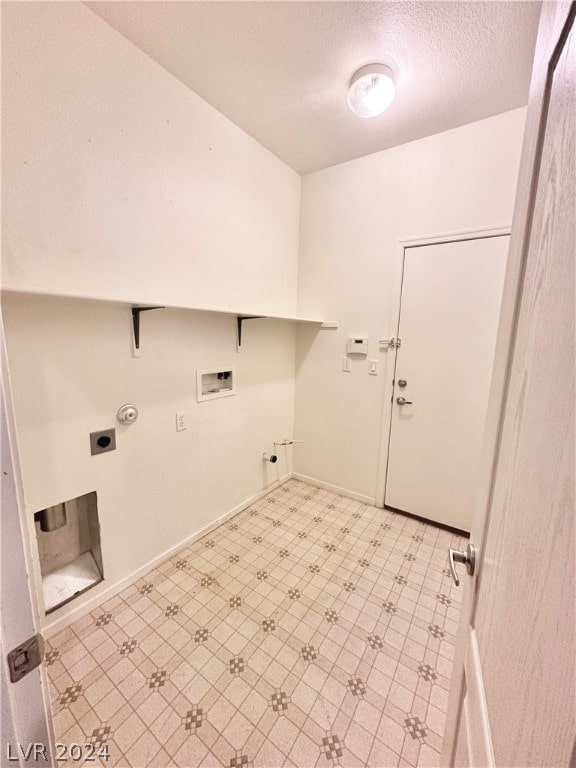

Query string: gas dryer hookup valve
[117,404,139,425]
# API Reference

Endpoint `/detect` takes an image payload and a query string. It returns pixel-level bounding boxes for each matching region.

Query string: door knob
[447,543,477,587]
[396,396,413,405]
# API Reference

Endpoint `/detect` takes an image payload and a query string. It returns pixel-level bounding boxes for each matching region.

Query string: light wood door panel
[445,3,575,766]
[474,14,575,766]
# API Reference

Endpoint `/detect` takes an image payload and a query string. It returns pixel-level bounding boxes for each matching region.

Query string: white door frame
[1,310,54,764]
[375,224,511,510]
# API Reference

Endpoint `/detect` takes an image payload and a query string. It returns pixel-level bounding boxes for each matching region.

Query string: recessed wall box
[90,428,116,455]
[197,367,236,402]
[33,491,103,614]
[347,337,368,354]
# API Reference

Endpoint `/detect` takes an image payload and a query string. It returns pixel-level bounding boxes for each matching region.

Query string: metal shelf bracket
[132,306,165,351]
[236,315,266,350]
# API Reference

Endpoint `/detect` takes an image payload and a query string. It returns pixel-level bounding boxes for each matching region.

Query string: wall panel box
[197,367,236,402]
[346,337,368,354]
[33,491,103,614]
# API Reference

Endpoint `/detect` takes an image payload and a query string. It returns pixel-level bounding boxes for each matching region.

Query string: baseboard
[291,473,376,506]
[43,473,292,638]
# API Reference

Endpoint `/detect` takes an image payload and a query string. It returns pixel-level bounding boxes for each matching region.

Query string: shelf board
[1,287,337,328]
[2,288,338,354]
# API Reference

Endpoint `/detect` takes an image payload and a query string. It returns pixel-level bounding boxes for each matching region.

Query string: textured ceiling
[86,1,541,175]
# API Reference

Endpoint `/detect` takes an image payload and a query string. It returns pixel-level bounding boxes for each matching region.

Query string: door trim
[398,224,511,248]
[374,224,511,509]
[462,630,496,767]
[1,310,55,758]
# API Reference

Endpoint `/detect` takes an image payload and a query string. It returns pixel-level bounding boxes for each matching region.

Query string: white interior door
[385,237,508,531]
[444,3,575,765]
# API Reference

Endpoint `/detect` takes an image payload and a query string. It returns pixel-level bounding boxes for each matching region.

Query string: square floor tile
[47,480,463,768]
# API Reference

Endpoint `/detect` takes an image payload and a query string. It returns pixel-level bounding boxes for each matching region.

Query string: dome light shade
[347,64,396,118]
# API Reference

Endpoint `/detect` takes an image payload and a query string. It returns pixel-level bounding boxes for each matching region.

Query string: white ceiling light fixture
[347,64,396,118]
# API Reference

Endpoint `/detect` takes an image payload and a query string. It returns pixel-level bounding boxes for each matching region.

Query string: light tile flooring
[46,479,466,768]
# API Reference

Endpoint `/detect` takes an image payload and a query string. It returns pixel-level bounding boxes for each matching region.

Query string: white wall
[294,108,527,502]
[1,2,300,317]
[3,293,296,629]
[0,1,302,631]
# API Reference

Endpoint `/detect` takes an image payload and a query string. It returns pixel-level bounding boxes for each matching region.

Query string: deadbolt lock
[398,379,407,388]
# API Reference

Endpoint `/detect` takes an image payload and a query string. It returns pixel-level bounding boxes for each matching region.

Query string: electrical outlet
[342,357,351,372]
[176,412,187,432]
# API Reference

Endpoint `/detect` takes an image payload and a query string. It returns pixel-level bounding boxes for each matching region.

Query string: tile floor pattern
[46,480,466,768]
